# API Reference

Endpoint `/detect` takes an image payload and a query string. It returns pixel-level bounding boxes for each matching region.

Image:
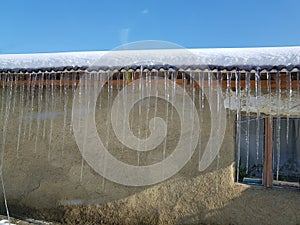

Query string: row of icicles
[0,69,299,184]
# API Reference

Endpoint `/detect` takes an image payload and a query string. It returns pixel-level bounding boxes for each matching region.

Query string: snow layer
[0,46,300,69]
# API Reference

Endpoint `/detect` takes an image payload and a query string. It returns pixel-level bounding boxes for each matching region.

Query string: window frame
[236,115,300,188]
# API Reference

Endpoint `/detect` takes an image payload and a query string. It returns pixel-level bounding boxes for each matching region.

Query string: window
[273,118,300,186]
[236,116,300,188]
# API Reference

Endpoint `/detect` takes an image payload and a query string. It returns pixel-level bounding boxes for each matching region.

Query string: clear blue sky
[1,0,300,54]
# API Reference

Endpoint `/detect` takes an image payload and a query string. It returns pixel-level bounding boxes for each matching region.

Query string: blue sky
[0,0,300,54]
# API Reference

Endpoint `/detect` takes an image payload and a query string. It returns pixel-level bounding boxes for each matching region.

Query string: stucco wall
[0,84,299,225]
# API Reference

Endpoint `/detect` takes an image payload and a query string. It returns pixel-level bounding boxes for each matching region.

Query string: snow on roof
[0,46,300,70]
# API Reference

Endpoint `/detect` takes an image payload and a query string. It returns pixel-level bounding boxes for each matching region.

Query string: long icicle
[17,74,25,158]
[275,71,281,181]
[236,70,242,182]
[255,69,261,161]
[286,71,292,143]
[1,75,13,223]
[61,73,69,156]
[28,73,37,139]
[245,71,251,174]
[35,73,44,153]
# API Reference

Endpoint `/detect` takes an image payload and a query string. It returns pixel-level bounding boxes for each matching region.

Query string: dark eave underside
[1,64,300,74]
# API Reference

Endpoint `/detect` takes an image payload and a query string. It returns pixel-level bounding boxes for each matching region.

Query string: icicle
[113,72,121,147]
[153,70,159,130]
[59,72,63,103]
[61,74,69,155]
[98,71,103,111]
[34,73,44,153]
[197,70,203,174]
[245,71,251,173]
[189,71,196,160]
[80,72,92,182]
[235,71,242,182]
[162,70,169,163]
[216,71,223,192]
[267,71,272,115]
[286,71,292,143]
[17,74,25,157]
[226,71,232,113]
[2,75,13,153]
[43,73,50,139]
[102,71,113,188]
[200,71,205,110]
[70,72,78,134]
[208,71,214,170]
[255,70,261,161]
[144,70,151,152]
[136,67,144,165]
[1,76,13,222]
[48,73,56,160]
[23,73,32,140]
[12,74,19,113]
[297,70,300,97]
[129,70,136,133]
[1,73,7,120]
[28,73,37,139]
[120,71,128,153]
[275,71,281,181]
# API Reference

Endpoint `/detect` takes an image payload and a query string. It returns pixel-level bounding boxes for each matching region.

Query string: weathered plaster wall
[0,85,299,225]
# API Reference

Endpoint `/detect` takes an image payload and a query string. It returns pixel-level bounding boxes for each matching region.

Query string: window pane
[236,116,264,184]
[273,118,300,187]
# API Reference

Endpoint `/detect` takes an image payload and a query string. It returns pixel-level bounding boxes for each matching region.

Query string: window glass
[273,118,300,186]
[236,116,264,184]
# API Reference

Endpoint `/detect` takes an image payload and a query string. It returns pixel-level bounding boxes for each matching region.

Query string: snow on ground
[0,46,299,69]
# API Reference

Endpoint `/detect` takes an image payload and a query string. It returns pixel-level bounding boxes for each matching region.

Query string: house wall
[0,80,299,225]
